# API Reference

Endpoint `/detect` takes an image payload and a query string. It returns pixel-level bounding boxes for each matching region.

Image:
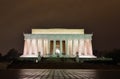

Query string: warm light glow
[55,48,60,54]
[27,39,32,55]
[43,39,49,56]
[78,39,84,55]
[21,29,96,58]
[38,39,43,56]
[31,39,38,55]
[23,39,28,55]
[84,39,88,55]
[73,39,79,56]
[85,39,93,55]
[32,29,84,34]
[68,40,73,56]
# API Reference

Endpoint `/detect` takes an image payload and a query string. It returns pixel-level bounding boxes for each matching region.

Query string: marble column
[46,39,49,55]
[78,39,84,56]
[38,39,43,56]
[70,40,73,56]
[23,39,32,56]
[86,39,93,55]
[72,39,74,56]
[43,39,45,56]
[53,40,56,55]
[23,39,28,55]
[66,40,69,56]
[27,39,32,55]
[84,39,88,55]
[41,39,44,56]
[76,40,79,53]
[68,40,72,57]
[60,40,63,53]
[43,39,48,56]
[73,39,78,56]
[36,39,38,56]
[89,39,93,55]
[31,39,38,55]
[78,40,81,56]
[48,40,50,55]
[73,40,75,56]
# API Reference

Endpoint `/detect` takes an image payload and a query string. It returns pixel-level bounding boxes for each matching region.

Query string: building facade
[21,29,96,58]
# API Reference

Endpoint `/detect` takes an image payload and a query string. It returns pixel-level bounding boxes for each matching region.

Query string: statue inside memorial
[55,48,61,57]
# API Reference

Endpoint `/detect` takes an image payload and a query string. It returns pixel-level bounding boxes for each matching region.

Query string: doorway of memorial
[49,40,66,57]
[55,40,60,57]
[50,40,53,55]
[62,40,66,56]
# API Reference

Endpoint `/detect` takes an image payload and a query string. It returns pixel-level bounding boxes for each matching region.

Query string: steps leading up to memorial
[7,57,116,69]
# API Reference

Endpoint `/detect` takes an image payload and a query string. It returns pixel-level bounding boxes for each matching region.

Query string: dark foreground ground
[0,69,120,79]
[0,58,120,79]
[8,62,120,69]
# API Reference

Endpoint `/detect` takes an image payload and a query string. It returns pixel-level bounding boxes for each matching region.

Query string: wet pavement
[0,69,120,79]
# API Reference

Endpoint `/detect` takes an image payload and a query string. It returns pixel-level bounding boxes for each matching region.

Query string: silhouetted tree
[93,49,99,57]
[4,48,20,60]
[93,49,105,57]
[0,53,2,61]
[0,53,2,57]
[105,49,120,63]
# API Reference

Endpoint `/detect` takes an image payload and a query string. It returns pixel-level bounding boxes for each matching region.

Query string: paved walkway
[0,69,120,79]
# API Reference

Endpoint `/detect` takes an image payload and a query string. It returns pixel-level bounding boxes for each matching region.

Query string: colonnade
[23,38,93,57]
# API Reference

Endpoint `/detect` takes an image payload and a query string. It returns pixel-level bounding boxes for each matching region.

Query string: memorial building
[21,29,96,58]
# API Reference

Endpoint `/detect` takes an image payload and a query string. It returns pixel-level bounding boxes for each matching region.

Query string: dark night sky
[0,0,120,55]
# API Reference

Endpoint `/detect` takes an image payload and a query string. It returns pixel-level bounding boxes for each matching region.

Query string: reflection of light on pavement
[19,69,97,79]
[67,69,97,79]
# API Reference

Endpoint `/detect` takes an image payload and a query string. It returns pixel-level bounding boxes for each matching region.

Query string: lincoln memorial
[21,29,96,58]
